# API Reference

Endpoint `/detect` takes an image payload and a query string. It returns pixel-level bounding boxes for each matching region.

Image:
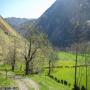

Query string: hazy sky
[0,0,56,18]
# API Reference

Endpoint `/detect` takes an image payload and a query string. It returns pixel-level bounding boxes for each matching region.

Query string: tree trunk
[12,46,16,71]
[48,60,51,75]
[25,61,29,75]
[29,61,33,74]
[12,65,15,71]
[12,58,15,71]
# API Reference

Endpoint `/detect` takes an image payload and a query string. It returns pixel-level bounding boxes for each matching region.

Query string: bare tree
[24,38,38,75]
[8,35,20,71]
[23,29,47,75]
[9,36,17,71]
[22,24,56,75]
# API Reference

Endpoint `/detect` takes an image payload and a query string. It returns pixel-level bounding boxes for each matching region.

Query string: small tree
[23,24,56,75]
[23,27,48,75]
[9,36,17,71]
[41,42,58,76]
[24,38,39,75]
[8,35,20,71]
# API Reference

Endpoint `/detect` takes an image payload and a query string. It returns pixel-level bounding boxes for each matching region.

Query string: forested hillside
[0,16,25,63]
[35,0,90,47]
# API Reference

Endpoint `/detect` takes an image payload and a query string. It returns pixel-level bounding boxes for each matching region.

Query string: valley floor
[0,52,90,90]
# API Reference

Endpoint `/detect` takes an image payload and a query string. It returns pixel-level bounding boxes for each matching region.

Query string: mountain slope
[0,16,18,36]
[5,0,90,47]
[35,0,90,47]
[5,17,36,36]
[0,16,25,62]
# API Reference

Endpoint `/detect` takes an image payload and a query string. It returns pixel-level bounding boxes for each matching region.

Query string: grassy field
[0,64,16,87]
[30,74,70,90]
[29,52,90,90]
[0,51,90,90]
[51,52,90,89]
[0,73,15,87]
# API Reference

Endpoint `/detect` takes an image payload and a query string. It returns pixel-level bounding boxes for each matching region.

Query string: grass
[51,52,90,89]
[0,51,90,90]
[0,63,16,87]
[30,74,70,90]
[0,75,15,87]
[0,70,16,87]
[28,52,90,90]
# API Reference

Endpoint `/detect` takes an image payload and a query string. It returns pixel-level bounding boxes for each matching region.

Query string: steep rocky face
[35,0,90,47]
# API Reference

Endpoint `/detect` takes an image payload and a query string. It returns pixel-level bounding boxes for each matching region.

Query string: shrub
[81,86,86,90]
[64,80,67,85]
[61,80,63,84]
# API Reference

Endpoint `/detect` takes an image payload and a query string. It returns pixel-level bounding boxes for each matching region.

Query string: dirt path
[0,67,39,90]
[14,76,39,90]
[16,79,28,90]
[24,77,39,90]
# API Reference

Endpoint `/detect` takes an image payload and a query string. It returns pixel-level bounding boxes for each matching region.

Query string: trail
[14,76,39,90]
[0,70,39,90]
[15,79,28,90]
[24,77,39,90]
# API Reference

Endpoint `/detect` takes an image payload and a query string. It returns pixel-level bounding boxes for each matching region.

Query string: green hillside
[51,52,90,89]
[0,16,17,36]
[34,0,90,47]
[0,16,26,62]
[0,16,27,88]
[29,52,90,90]
[30,75,70,90]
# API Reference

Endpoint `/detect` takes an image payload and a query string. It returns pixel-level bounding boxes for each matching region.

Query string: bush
[64,80,67,85]
[72,84,80,90]
[54,77,57,81]
[61,80,63,84]
[68,83,71,87]
[57,80,60,83]
[81,86,86,90]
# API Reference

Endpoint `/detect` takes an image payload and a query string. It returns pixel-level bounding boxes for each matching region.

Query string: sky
[0,0,56,19]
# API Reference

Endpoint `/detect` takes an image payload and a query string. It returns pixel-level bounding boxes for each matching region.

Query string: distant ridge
[5,17,35,36]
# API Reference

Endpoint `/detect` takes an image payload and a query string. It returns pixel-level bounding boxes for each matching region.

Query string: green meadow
[30,52,90,90]
[0,51,90,90]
